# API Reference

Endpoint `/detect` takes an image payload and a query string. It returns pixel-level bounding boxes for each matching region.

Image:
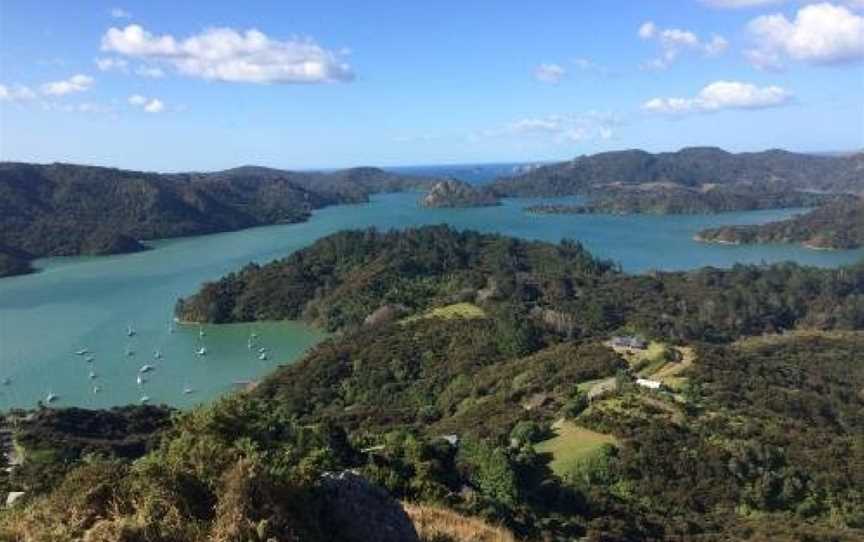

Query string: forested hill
[178,225,864,345]
[697,198,864,250]
[0,161,434,277]
[16,226,864,540]
[489,147,864,197]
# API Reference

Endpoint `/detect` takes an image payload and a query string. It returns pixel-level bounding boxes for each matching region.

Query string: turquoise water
[1,192,862,411]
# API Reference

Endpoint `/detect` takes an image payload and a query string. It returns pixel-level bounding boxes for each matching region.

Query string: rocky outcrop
[420,179,499,208]
[320,471,420,542]
[364,304,410,326]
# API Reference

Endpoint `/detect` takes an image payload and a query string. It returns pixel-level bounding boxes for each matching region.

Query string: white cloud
[0,84,37,102]
[110,7,131,19]
[638,22,658,39]
[643,80,792,115]
[747,3,864,68]
[479,111,622,143]
[128,94,166,113]
[638,21,728,69]
[95,57,129,72]
[40,74,94,96]
[135,65,164,78]
[143,98,164,113]
[101,24,354,84]
[534,63,566,84]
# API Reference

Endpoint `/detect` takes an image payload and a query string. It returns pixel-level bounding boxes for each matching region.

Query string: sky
[0,0,862,171]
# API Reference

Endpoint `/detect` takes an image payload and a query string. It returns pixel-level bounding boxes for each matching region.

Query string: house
[440,434,460,446]
[609,336,648,350]
[636,378,662,390]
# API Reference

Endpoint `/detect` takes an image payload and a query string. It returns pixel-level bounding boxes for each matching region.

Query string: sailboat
[45,391,58,403]
[153,349,163,360]
[88,371,97,380]
[196,346,207,356]
[183,384,194,395]
[198,326,205,338]
[139,364,154,373]
[92,385,101,394]
[140,395,150,404]
[258,347,268,354]
[136,375,146,386]
[75,348,89,356]
[127,324,136,337]
[258,352,268,361]
[85,355,95,363]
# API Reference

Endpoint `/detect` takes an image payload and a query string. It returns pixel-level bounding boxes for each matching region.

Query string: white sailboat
[139,364,154,373]
[140,395,150,403]
[198,326,205,338]
[258,352,268,361]
[127,324,136,337]
[45,391,58,403]
[75,348,89,356]
[88,371,97,380]
[183,384,194,395]
[196,346,207,356]
[136,375,146,386]
[92,385,101,394]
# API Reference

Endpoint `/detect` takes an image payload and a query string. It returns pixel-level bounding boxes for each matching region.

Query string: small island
[419,179,499,208]
[696,198,864,250]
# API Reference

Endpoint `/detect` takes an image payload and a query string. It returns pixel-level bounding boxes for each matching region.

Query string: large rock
[320,471,420,542]
[420,179,499,208]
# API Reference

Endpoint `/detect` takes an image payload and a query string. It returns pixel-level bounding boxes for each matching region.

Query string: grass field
[534,419,617,477]
[401,302,486,324]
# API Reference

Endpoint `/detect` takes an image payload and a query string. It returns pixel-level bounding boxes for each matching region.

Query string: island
[0,162,437,277]
[419,179,500,208]
[697,198,864,250]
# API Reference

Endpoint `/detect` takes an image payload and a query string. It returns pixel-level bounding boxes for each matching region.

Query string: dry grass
[403,502,519,542]
[401,302,487,324]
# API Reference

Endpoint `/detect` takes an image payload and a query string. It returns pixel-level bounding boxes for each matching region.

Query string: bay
[1,192,861,411]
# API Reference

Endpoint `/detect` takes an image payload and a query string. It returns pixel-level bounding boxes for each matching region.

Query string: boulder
[320,471,420,542]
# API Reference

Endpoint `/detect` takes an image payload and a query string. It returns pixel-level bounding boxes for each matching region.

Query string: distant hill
[0,162,435,277]
[697,198,864,250]
[490,147,864,198]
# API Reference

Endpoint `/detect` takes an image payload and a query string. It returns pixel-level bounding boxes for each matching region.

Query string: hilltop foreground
[3,226,864,541]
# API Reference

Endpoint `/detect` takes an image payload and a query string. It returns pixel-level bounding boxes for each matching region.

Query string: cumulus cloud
[101,24,354,84]
[40,74,94,96]
[639,21,728,69]
[0,84,37,102]
[95,57,129,72]
[643,80,792,115]
[746,3,864,69]
[479,111,621,143]
[128,94,165,113]
[110,7,131,19]
[534,63,566,84]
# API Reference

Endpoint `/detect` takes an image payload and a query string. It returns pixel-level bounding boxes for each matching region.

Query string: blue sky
[0,0,862,171]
